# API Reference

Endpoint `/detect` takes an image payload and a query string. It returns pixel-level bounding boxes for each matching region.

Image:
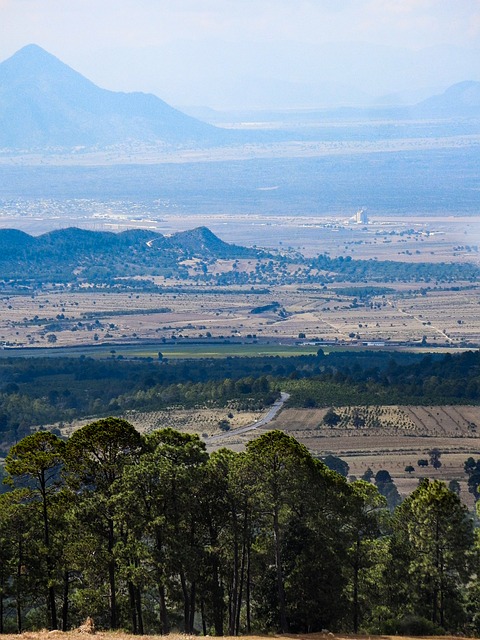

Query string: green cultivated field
[0,342,324,359]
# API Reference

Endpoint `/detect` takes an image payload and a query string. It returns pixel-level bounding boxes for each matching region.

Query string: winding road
[206,391,290,443]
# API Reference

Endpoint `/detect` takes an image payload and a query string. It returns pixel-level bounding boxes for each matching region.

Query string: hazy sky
[1,0,480,108]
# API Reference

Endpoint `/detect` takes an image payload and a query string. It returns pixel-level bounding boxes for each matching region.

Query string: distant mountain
[183,80,480,125]
[0,226,266,284]
[137,39,480,110]
[0,44,225,150]
[415,81,480,116]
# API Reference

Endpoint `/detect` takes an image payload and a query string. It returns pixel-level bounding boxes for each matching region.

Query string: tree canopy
[0,425,478,635]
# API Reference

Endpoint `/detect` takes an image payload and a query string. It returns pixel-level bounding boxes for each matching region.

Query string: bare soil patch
[5,631,471,640]
[122,407,264,437]
[58,408,264,439]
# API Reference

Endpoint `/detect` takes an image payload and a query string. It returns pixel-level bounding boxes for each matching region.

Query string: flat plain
[1,271,479,349]
[0,204,479,350]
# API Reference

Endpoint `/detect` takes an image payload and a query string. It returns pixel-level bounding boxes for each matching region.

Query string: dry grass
[5,631,473,640]
[57,408,264,439]
[272,405,480,440]
[122,408,264,437]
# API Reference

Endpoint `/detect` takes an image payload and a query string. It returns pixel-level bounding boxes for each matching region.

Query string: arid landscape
[1,279,479,349]
[1,206,479,513]
[1,213,480,351]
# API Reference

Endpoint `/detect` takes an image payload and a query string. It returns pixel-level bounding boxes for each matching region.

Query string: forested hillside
[0,226,478,289]
[0,425,476,635]
[0,227,265,285]
[1,349,480,450]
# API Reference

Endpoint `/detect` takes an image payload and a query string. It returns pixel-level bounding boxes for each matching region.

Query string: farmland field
[1,119,480,506]
[1,279,480,351]
[205,404,480,506]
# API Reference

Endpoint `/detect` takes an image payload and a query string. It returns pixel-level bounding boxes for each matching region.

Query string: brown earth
[7,630,472,640]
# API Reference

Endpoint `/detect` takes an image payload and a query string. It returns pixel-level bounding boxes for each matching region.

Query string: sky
[1,0,480,109]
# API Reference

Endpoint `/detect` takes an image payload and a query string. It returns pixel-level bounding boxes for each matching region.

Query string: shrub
[382,614,444,636]
[218,419,231,432]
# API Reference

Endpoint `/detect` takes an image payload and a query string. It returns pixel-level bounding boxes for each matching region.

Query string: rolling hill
[0,226,266,284]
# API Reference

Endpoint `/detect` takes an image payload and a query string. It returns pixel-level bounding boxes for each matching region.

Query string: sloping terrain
[416,80,480,116]
[0,44,225,149]
[0,226,266,283]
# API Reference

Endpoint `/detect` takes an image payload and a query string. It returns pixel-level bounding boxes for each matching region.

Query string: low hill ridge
[0,226,266,283]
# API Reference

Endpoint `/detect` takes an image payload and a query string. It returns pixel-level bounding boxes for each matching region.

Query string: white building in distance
[353,208,368,224]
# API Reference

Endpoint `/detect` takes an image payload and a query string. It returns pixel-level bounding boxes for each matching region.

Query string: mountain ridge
[0,44,225,149]
[1,44,479,154]
[415,80,480,115]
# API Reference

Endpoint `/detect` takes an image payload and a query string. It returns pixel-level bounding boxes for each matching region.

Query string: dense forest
[0,424,477,635]
[1,349,480,449]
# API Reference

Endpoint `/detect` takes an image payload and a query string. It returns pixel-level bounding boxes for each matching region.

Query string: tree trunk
[273,506,288,633]
[353,539,360,633]
[180,571,190,633]
[236,526,248,636]
[212,566,224,636]
[229,512,239,635]
[188,581,196,634]
[0,563,4,634]
[208,525,224,637]
[0,589,3,634]
[155,530,169,635]
[158,583,169,634]
[16,539,22,634]
[48,584,57,630]
[108,518,117,629]
[200,596,207,636]
[432,518,440,625]
[246,540,251,634]
[41,474,57,630]
[135,586,144,635]
[62,570,69,632]
[128,581,138,634]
